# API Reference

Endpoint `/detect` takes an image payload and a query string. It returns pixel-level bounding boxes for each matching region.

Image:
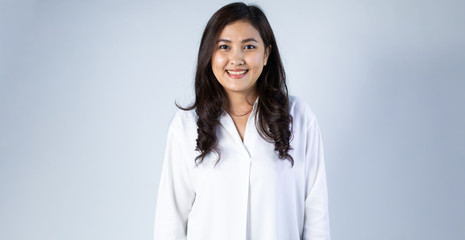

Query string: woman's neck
[225,91,257,116]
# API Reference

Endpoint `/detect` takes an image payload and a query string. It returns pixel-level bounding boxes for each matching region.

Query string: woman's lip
[226,70,248,79]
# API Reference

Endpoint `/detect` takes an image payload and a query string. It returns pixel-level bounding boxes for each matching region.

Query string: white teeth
[227,70,247,75]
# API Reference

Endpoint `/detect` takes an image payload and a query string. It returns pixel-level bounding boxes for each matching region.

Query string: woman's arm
[154,120,196,239]
[303,116,331,240]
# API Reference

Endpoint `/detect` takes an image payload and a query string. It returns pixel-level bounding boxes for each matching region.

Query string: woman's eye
[244,45,256,50]
[218,45,229,49]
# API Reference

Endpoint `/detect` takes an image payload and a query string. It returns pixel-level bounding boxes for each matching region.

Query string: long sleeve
[303,116,331,240]
[154,121,196,240]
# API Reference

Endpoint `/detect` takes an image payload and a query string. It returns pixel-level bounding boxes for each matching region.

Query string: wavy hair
[178,2,294,166]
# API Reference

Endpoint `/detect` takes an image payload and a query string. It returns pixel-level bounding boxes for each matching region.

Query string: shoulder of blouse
[289,95,317,129]
[167,108,198,134]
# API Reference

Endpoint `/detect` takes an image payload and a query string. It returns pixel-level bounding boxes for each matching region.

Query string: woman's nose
[229,49,244,65]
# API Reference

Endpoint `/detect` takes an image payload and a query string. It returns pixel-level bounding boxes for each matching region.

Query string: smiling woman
[154,2,331,240]
[212,21,270,99]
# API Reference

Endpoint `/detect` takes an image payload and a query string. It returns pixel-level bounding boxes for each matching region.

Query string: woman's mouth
[226,69,249,78]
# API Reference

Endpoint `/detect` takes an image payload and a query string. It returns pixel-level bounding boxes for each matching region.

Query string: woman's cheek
[246,54,263,69]
[213,52,228,68]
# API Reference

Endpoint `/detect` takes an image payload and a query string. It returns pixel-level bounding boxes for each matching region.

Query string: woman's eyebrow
[216,38,259,43]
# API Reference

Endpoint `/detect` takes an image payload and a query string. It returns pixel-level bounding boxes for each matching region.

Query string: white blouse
[154,96,330,240]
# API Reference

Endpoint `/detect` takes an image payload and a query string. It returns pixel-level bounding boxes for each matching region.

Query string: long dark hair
[178,2,294,166]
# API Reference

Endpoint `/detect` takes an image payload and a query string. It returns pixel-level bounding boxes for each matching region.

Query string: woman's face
[211,20,270,97]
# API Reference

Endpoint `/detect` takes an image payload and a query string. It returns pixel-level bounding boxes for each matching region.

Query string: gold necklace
[229,107,253,117]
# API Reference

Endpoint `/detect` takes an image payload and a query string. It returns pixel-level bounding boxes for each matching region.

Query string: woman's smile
[226,69,249,78]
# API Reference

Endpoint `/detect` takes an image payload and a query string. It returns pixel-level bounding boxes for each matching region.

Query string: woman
[154,2,330,240]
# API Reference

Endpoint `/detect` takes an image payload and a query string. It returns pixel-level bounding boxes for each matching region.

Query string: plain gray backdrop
[1,0,464,239]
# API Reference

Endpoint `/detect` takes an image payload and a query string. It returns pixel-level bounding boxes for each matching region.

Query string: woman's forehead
[217,21,263,42]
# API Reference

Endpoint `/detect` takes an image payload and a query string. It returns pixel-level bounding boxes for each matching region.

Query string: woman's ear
[264,45,272,66]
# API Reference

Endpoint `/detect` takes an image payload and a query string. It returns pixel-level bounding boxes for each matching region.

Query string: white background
[1,0,464,239]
